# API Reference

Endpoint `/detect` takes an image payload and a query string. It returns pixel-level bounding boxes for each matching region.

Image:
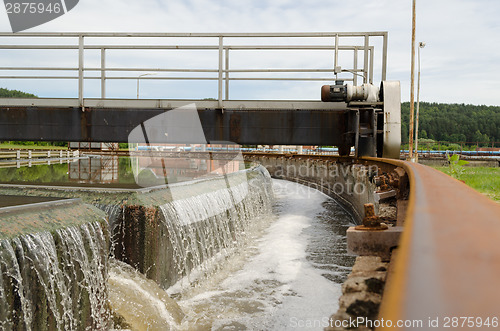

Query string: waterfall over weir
[0,163,352,330]
[159,170,274,281]
[104,166,274,289]
[0,221,108,330]
[108,178,355,330]
[106,166,277,329]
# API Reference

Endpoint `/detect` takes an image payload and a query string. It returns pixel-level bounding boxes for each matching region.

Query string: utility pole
[409,0,416,161]
[415,42,426,162]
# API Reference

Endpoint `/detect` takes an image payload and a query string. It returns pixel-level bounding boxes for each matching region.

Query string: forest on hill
[401,102,499,146]
[0,88,37,98]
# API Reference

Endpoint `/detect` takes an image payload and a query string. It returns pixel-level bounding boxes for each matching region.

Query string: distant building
[477,147,500,152]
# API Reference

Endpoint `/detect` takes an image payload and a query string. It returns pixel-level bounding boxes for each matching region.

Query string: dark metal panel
[216,109,347,145]
[0,107,83,141]
[0,106,349,145]
[89,108,167,142]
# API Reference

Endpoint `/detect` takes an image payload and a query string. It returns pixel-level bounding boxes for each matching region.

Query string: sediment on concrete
[325,256,388,331]
[244,155,382,224]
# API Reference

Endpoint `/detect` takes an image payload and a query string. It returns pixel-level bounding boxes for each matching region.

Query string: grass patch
[434,166,500,203]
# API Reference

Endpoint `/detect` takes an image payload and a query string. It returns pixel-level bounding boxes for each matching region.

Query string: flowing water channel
[0,155,355,330]
[109,179,355,331]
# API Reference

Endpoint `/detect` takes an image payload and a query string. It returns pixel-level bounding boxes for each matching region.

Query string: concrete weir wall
[108,165,274,289]
[244,154,379,223]
[0,165,273,290]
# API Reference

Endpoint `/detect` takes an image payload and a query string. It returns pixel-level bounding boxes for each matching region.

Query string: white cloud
[0,0,498,105]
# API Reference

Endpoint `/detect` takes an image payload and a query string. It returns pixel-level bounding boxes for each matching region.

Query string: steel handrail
[0,32,387,107]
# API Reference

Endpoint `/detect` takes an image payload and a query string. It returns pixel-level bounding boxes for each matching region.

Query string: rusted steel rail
[370,158,500,330]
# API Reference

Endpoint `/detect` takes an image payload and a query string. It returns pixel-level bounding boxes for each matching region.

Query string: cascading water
[106,166,277,330]
[0,221,109,330]
[95,203,124,258]
[107,259,185,331]
[107,177,355,330]
[0,161,355,330]
[158,168,274,282]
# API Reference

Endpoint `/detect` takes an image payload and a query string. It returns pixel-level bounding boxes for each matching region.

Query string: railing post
[363,34,369,84]
[334,34,339,79]
[218,36,224,108]
[369,47,374,84]
[78,34,84,108]
[101,48,106,99]
[382,32,388,81]
[225,47,229,101]
[353,47,358,86]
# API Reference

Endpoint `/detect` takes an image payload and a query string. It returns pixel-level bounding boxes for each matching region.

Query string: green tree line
[0,87,37,98]
[401,102,500,145]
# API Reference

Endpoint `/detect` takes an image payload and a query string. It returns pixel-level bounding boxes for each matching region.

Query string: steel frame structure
[0,32,398,158]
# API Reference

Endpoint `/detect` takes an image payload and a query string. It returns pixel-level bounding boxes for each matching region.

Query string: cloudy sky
[0,0,498,105]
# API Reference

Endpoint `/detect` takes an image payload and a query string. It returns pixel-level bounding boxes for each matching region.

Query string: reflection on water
[132,154,244,188]
[0,160,69,184]
[68,156,119,184]
[0,156,134,188]
[0,154,246,188]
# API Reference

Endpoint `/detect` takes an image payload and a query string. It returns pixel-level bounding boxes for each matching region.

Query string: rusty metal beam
[0,106,348,146]
[373,158,500,330]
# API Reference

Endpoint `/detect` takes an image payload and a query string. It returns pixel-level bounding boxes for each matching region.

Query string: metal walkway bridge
[0,32,400,158]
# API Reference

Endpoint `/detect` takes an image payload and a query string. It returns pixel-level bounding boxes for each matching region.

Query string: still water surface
[0,155,246,188]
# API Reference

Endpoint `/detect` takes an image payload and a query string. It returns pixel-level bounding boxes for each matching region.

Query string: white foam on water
[175,179,347,330]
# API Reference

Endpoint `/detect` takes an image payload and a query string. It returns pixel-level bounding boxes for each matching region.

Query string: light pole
[408,0,416,161]
[414,42,426,162]
[136,73,156,99]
